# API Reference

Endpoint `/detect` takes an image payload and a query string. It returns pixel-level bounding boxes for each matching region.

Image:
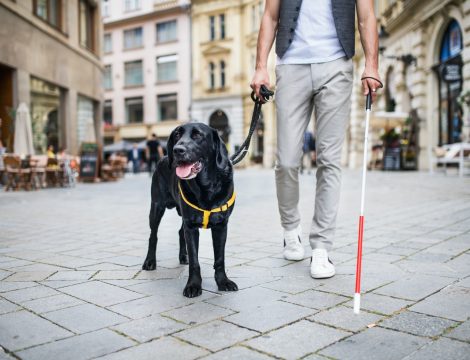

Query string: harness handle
[230,85,274,166]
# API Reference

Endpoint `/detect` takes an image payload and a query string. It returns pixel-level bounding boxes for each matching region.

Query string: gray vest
[276,0,356,60]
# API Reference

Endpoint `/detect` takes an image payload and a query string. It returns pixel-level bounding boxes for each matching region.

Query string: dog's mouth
[175,161,203,180]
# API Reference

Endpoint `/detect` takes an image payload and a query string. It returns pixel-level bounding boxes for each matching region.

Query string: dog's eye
[191,131,202,140]
[174,131,181,140]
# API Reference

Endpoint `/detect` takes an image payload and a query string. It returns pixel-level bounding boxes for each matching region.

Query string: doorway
[0,64,14,151]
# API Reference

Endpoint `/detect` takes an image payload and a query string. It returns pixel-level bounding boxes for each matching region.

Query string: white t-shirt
[277,0,346,65]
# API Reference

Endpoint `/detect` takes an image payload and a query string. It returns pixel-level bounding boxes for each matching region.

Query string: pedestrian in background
[129,143,140,174]
[47,145,55,159]
[301,130,315,175]
[251,0,382,279]
[146,133,164,176]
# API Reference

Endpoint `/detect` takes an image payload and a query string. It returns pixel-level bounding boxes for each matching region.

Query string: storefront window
[436,19,463,145]
[30,77,61,154]
[77,96,95,144]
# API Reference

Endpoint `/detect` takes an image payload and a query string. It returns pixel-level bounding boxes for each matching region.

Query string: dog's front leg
[212,223,238,292]
[183,224,202,297]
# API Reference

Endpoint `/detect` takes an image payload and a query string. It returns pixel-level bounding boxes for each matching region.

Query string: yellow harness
[178,182,236,229]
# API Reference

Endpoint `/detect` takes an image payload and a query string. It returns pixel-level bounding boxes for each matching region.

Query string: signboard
[441,55,462,82]
[80,142,99,181]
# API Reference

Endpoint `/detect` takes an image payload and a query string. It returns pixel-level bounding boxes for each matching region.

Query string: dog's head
[167,123,229,180]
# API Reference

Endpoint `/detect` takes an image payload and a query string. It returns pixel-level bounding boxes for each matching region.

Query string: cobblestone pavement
[1,169,470,360]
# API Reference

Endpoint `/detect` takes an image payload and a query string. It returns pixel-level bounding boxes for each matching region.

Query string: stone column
[63,89,78,155]
[14,69,30,107]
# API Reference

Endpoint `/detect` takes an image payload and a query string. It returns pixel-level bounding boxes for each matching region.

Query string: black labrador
[142,122,238,298]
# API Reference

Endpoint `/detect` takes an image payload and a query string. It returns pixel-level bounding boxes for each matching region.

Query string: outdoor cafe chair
[46,158,64,187]
[3,155,31,191]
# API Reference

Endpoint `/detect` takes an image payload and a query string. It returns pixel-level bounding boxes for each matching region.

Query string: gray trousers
[275,57,353,251]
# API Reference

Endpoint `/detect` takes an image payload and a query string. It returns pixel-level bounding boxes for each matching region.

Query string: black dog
[142,123,238,298]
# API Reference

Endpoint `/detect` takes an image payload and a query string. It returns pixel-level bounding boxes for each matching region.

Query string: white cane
[353,78,382,314]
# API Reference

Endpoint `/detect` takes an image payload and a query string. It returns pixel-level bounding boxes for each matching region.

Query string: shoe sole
[310,270,335,279]
[283,252,305,261]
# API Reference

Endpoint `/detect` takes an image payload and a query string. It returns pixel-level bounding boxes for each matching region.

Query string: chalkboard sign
[80,142,99,181]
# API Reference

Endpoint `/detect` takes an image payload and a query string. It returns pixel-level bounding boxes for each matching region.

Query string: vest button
[290,28,294,32]
[288,39,292,43]
[293,17,297,21]
[296,6,300,11]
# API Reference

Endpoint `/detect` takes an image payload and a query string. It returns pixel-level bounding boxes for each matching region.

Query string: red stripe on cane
[355,215,365,294]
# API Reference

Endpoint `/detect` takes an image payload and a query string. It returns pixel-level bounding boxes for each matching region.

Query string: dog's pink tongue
[176,164,193,178]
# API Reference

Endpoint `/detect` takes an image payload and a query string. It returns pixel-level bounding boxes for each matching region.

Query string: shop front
[434,20,463,146]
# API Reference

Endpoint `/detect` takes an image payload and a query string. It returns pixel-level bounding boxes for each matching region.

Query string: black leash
[230,85,274,165]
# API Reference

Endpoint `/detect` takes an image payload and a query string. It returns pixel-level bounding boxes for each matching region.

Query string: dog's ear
[212,129,229,171]
[166,128,176,168]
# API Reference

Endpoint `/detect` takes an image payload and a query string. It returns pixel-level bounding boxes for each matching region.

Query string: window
[34,0,61,28]
[156,55,178,82]
[209,62,215,89]
[220,14,225,39]
[103,100,113,125]
[125,97,143,123]
[79,0,96,51]
[124,27,143,49]
[102,0,110,17]
[209,16,215,41]
[103,65,113,90]
[103,33,112,53]
[157,94,178,121]
[124,0,141,12]
[220,61,226,88]
[156,20,177,43]
[124,60,143,87]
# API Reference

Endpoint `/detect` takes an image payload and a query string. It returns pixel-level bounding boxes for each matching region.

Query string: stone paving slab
[409,285,470,321]
[111,314,187,343]
[1,169,469,359]
[175,320,258,352]
[59,280,145,307]
[404,337,470,360]
[16,329,135,360]
[244,320,350,359]
[224,300,316,333]
[444,320,470,342]
[98,336,209,360]
[319,327,429,360]
[309,305,383,332]
[380,311,457,338]
[200,346,274,359]
[43,303,129,333]
[0,310,72,351]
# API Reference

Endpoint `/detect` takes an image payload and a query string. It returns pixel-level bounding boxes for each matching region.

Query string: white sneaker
[283,225,305,261]
[310,249,335,279]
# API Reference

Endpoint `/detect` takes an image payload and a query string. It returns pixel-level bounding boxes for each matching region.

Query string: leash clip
[251,85,275,103]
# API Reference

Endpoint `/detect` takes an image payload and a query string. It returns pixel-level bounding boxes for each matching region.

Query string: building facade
[0,0,103,155]
[191,0,277,167]
[346,0,470,170]
[102,0,191,144]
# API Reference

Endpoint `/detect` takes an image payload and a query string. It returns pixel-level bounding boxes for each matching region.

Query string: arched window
[209,62,215,90]
[440,20,462,62]
[220,60,226,88]
[436,19,463,145]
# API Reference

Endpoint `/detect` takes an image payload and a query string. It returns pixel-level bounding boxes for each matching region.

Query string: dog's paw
[142,257,156,271]
[183,282,202,298]
[179,254,189,265]
[217,278,238,292]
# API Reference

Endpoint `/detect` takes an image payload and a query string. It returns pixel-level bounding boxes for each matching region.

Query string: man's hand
[251,0,279,102]
[250,68,270,103]
[361,67,382,104]
[357,0,382,103]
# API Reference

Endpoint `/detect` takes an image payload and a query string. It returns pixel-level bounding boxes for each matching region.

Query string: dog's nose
[173,145,186,156]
